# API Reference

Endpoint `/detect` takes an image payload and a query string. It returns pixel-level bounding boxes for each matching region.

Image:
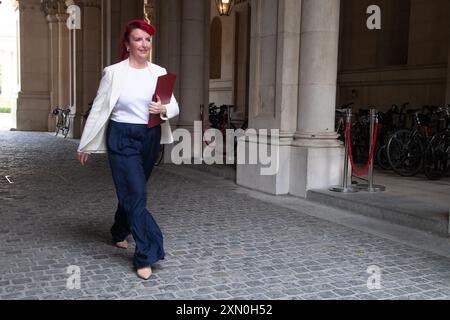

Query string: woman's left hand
[149,95,167,116]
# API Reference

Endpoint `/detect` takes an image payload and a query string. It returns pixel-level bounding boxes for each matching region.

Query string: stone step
[307,188,450,237]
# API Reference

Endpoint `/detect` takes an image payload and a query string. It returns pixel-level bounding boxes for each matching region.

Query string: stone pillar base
[289,145,344,198]
[236,139,291,195]
[48,112,56,133]
[16,92,50,131]
[69,114,83,139]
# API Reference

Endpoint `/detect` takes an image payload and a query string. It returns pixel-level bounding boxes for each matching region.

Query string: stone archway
[14,0,145,136]
[208,0,250,128]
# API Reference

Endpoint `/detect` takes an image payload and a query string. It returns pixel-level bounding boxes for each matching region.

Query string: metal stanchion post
[358,108,386,192]
[330,108,358,193]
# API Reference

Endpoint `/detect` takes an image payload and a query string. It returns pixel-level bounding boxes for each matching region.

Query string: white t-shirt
[110,66,156,124]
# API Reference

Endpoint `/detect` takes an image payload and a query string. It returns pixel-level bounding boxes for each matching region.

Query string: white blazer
[77,59,179,154]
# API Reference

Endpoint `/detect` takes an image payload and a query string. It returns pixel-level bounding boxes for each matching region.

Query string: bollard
[330,108,358,193]
[357,108,386,192]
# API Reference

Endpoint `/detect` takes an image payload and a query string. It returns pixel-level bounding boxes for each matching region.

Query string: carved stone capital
[81,0,100,9]
[55,12,70,22]
[10,0,19,11]
[17,0,40,12]
[46,13,58,22]
[40,0,66,16]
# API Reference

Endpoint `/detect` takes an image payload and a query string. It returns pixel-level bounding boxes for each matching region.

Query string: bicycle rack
[331,107,386,193]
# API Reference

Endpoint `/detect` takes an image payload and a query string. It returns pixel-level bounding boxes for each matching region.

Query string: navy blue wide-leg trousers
[106,119,164,269]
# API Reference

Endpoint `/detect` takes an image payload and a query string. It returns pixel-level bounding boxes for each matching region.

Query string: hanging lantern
[215,0,235,16]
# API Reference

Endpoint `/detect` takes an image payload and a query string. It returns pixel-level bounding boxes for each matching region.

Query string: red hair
[119,19,156,61]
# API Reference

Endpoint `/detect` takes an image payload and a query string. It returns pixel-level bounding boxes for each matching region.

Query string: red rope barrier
[346,121,379,177]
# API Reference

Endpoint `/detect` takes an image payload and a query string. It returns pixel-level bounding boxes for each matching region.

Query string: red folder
[148,72,177,128]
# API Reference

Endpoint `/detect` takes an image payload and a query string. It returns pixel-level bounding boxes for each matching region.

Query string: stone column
[154,0,181,89]
[290,0,344,197]
[46,13,59,130]
[67,0,82,138]
[109,0,145,64]
[179,0,208,127]
[178,0,209,162]
[42,0,70,132]
[16,0,50,131]
[75,0,102,138]
[236,0,301,195]
[155,0,209,163]
[56,12,71,109]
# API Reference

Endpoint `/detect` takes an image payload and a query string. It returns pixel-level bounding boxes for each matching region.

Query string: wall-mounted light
[215,0,235,16]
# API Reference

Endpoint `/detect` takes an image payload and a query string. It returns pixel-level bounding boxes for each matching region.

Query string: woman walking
[77,19,179,280]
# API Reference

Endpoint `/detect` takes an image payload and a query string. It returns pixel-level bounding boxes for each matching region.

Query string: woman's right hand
[78,152,89,166]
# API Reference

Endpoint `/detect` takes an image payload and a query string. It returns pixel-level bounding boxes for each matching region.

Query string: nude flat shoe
[115,240,128,249]
[137,266,152,280]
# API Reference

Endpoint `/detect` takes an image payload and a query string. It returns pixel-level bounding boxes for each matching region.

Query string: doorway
[209,0,250,127]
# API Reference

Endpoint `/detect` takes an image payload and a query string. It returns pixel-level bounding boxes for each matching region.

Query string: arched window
[210,17,222,79]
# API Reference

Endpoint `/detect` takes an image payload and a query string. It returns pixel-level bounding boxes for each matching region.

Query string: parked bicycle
[423,106,450,179]
[335,102,354,142]
[336,101,450,180]
[200,103,248,164]
[386,108,431,176]
[350,108,370,163]
[376,103,409,170]
[52,105,71,138]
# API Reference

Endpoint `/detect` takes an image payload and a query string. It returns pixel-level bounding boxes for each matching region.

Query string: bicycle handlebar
[338,102,354,109]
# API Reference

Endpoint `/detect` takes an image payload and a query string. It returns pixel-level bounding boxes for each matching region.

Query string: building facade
[9,0,450,197]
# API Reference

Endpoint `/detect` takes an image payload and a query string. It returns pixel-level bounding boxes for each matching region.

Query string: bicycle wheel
[351,122,369,163]
[376,145,391,170]
[155,145,164,166]
[62,116,70,138]
[424,130,450,180]
[386,129,424,176]
[55,116,62,136]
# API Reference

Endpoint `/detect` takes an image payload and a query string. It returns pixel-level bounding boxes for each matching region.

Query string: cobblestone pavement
[1,131,450,300]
